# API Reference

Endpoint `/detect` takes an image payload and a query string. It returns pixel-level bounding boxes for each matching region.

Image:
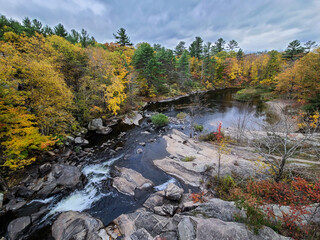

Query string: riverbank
[2,88,319,239]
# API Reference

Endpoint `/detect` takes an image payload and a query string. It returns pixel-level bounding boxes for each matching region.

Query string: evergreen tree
[189,37,203,58]
[304,40,317,53]
[54,23,68,38]
[67,29,80,44]
[22,17,34,36]
[236,48,244,60]
[283,40,304,60]
[42,25,53,36]
[227,40,239,51]
[174,41,186,56]
[113,28,133,46]
[177,50,190,77]
[31,19,42,34]
[212,38,226,54]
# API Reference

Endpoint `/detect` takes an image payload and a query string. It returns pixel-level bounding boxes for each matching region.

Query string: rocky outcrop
[7,216,31,240]
[154,129,264,187]
[110,190,291,240]
[123,111,143,126]
[112,207,289,240]
[52,211,108,240]
[112,167,153,196]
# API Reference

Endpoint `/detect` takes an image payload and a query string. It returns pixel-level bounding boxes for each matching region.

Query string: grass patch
[176,112,187,120]
[181,156,196,162]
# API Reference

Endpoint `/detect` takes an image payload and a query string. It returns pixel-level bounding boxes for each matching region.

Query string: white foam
[47,154,122,216]
[27,196,55,205]
[154,177,177,191]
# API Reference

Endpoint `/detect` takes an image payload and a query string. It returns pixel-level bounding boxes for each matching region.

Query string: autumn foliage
[232,178,320,239]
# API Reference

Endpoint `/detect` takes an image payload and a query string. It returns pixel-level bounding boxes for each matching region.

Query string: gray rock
[130,228,153,240]
[178,217,197,240]
[194,217,290,240]
[5,199,27,211]
[36,182,57,198]
[112,167,153,196]
[139,142,146,147]
[47,151,56,157]
[88,118,103,131]
[61,149,73,158]
[39,163,52,176]
[74,137,89,145]
[52,164,83,188]
[36,164,83,198]
[165,183,183,201]
[158,231,178,240]
[16,186,33,198]
[114,208,172,238]
[162,204,178,216]
[143,193,164,211]
[52,211,107,240]
[193,198,245,221]
[66,136,75,142]
[7,216,31,240]
[96,126,112,135]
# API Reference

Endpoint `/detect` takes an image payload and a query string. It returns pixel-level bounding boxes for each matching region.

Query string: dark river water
[2,89,268,239]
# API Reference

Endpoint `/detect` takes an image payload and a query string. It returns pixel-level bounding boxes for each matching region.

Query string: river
[2,89,269,239]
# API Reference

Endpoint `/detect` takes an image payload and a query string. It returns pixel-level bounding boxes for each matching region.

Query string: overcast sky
[1,0,319,52]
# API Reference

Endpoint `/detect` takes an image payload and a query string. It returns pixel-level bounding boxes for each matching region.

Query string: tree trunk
[275,157,287,182]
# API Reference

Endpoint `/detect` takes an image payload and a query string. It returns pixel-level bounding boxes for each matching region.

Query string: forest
[0,14,319,169]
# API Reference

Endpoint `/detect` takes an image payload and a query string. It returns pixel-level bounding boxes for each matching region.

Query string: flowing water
[2,89,270,239]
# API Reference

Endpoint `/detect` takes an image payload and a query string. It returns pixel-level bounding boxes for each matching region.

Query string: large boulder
[52,211,108,240]
[165,183,183,201]
[114,208,175,238]
[35,164,84,198]
[191,198,245,222]
[7,216,31,240]
[112,167,153,196]
[192,217,290,240]
[88,118,103,131]
[177,217,197,240]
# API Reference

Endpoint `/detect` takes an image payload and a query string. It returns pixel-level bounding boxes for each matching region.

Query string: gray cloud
[1,0,319,52]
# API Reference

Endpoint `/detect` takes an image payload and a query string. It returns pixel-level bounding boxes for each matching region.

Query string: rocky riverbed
[3,89,318,240]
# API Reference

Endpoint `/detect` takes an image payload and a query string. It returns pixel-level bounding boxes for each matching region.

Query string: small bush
[215,175,237,199]
[194,124,204,132]
[176,112,187,120]
[199,131,226,142]
[151,113,169,127]
[181,156,196,162]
